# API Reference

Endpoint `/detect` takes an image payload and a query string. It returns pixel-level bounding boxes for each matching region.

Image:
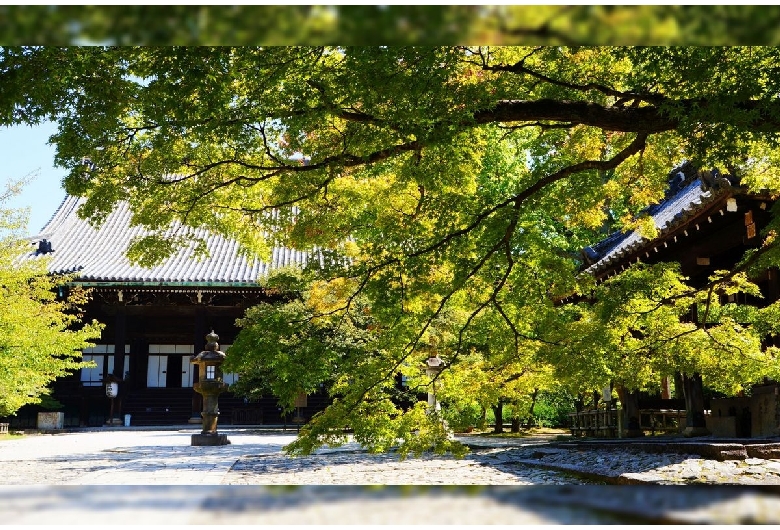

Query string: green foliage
[531,390,576,428]
[0,183,103,417]
[8,46,780,451]
[441,402,482,433]
[3,6,780,45]
[543,263,780,397]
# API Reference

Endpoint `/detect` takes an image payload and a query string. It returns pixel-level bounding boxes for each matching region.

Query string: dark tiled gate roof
[27,195,315,285]
[582,167,731,276]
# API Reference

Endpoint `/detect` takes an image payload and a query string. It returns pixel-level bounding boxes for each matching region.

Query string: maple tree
[0,181,102,417]
[4,46,780,449]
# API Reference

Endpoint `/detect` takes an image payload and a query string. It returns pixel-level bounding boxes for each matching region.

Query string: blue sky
[0,122,68,235]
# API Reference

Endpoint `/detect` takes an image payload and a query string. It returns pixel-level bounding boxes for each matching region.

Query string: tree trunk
[673,372,685,400]
[682,372,710,437]
[492,403,504,434]
[511,417,521,433]
[478,405,487,430]
[615,384,643,437]
[575,393,585,413]
[525,388,539,429]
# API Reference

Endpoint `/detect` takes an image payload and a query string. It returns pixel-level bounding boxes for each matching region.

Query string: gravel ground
[226,446,595,485]
[3,429,780,524]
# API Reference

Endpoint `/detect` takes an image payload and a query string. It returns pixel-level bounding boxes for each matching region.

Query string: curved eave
[69,281,262,289]
[584,187,733,278]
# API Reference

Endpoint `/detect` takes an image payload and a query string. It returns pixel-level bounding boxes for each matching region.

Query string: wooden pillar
[683,301,710,437]
[190,304,206,423]
[194,305,206,367]
[661,376,671,400]
[112,305,127,422]
[113,306,126,380]
[682,372,710,437]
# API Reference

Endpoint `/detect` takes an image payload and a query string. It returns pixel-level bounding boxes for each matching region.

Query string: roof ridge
[32,194,78,239]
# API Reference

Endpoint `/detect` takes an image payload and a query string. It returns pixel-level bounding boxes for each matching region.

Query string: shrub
[443,402,482,432]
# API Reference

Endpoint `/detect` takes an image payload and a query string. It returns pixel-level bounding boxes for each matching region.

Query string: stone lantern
[191,330,230,446]
[423,353,444,414]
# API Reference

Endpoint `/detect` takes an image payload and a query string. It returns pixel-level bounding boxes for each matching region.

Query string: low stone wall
[710,386,780,438]
[558,439,780,461]
[706,415,737,437]
[36,412,64,430]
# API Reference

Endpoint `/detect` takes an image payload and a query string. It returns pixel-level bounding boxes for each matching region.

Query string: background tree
[3,6,780,46]
[424,303,562,434]
[0,180,103,417]
[223,269,468,457]
[545,263,780,430]
[5,46,780,450]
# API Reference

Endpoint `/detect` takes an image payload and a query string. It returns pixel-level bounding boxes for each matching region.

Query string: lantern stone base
[191,433,231,446]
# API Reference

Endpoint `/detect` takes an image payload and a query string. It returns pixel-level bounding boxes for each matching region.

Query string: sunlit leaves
[10,46,780,449]
[0,184,103,416]
[547,262,780,397]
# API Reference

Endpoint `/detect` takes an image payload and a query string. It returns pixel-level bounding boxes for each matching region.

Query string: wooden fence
[568,408,688,437]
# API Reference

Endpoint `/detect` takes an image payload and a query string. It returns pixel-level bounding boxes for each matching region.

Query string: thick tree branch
[473,100,675,134]
[513,132,648,204]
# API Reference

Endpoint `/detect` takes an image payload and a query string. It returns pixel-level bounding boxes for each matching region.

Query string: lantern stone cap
[192,349,225,362]
[192,330,226,362]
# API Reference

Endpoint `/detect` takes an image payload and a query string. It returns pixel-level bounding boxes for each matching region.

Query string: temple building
[6,195,328,428]
[578,162,780,438]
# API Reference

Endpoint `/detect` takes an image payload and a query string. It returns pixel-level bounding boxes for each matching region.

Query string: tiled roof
[26,195,317,285]
[582,169,729,276]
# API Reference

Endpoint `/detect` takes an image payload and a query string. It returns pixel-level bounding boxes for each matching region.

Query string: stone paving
[2,427,780,524]
[520,446,780,485]
[0,429,584,486]
[459,436,780,486]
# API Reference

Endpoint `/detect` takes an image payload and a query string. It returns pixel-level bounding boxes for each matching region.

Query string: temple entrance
[147,355,168,388]
[181,356,195,388]
[147,345,196,388]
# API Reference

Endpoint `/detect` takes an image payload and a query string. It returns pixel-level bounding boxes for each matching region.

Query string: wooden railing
[568,409,618,437]
[569,408,688,437]
[639,409,686,435]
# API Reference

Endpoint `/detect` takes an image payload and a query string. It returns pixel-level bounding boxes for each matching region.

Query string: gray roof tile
[583,177,723,275]
[27,195,310,285]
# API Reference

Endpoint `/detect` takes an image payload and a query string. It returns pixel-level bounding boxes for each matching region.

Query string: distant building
[578,163,780,438]
[7,195,328,427]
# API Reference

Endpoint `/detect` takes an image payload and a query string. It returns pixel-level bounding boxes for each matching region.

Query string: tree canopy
[4,6,780,46]
[5,46,780,450]
[0,180,103,417]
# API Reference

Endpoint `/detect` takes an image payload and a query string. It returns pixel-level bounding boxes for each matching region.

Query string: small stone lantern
[423,353,444,413]
[191,330,230,446]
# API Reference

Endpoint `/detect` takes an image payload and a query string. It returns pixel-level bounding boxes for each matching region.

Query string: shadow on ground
[4,485,780,524]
